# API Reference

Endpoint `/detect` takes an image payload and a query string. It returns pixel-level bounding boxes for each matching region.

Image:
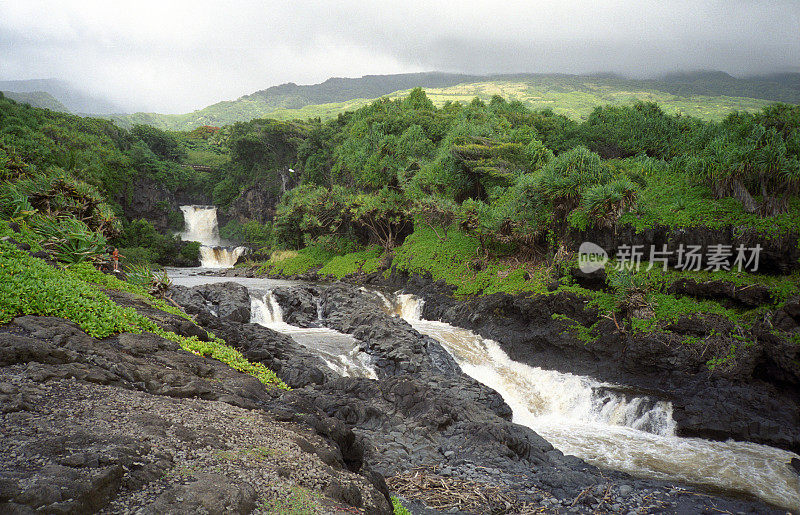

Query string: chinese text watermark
[578,243,761,273]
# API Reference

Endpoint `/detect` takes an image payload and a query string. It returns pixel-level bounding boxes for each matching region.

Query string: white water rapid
[179,205,247,268]
[251,291,377,379]
[390,293,800,511]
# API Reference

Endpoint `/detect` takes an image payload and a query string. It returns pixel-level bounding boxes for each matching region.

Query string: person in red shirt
[112,248,120,272]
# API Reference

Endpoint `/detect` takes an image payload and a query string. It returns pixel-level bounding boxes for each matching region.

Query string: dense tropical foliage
[1,87,799,371]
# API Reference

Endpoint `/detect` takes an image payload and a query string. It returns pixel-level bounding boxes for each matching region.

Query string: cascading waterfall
[391,293,800,510]
[179,205,247,268]
[251,291,377,379]
[198,246,246,268]
[179,205,220,245]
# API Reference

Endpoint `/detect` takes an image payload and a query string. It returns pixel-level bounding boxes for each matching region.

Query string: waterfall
[198,246,247,269]
[250,291,377,379]
[180,205,220,245]
[391,293,800,510]
[179,205,247,268]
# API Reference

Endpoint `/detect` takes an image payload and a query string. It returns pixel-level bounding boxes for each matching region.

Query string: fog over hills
[3,1,798,113]
[0,79,123,115]
[3,70,798,129]
[108,70,800,130]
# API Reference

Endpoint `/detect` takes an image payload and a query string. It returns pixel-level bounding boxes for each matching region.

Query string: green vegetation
[2,90,69,113]
[0,118,288,393]
[392,225,551,297]
[223,90,798,371]
[220,219,274,248]
[392,496,412,515]
[0,240,287,388]
[257,247,335,277]
[2,78,799,375]
[109,71,800,130]
[0,91,197,211]
[114,218,200,266]
[318,246,384,279]
[261,486,320,515]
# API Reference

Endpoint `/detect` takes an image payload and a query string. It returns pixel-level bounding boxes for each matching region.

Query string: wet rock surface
[0,315,392,514]
[168,282,337,388]
[379,270,800,455]
[2,275,791,514]
[257,282,786,514]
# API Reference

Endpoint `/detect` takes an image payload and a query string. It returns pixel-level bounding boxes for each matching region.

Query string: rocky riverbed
[175,278,794,513]
[0,274,796,513]
[365,270,800,456]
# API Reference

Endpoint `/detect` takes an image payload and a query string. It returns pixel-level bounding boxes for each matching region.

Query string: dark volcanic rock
[117,177,209,233]
[390,275,800,454]
[117,177,177,232]
[271,285,322,327]
[226,174,297,224]
[669,278,773,307]
[168,283,335,388]
[263,283,786,513]
[170,281,251,323]
[143,472,257,514]
[566,223,800,274]
[0,315,392,514]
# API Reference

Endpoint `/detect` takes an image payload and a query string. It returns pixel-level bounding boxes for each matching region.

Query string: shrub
[34,216,108,265]
[0,242,287,389]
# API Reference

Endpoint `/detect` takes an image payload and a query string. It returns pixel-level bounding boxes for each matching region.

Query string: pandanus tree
[690,105,800,215]
[347,187,410,251]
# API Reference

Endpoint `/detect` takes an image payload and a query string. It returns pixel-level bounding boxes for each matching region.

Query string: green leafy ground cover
[317,245,384,279]
[392,496,412,515]
[255,221,797,371]
[0,240,287,389]
[615,158,800,236]
[257,246,335,277]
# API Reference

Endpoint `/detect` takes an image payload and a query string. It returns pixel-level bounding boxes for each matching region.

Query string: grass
[257,246,335,277]
[391,224,552,298]
[395,79,772,122]
[260,486,320,515]
[0,240,288,390]
[111,76,777,130]
[317,245,384,279]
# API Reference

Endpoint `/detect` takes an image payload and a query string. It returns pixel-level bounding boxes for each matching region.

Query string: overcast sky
[1,0,798,113]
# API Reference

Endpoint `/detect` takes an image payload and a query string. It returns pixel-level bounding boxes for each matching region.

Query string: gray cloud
[1,0,797,113]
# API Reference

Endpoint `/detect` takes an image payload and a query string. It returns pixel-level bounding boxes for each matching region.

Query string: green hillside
[1,90,69,112]
[0,78,123,114]
[110,72,800,130]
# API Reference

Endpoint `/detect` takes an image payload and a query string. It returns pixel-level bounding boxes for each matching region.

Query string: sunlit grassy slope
[400,79,773,121]
[111,74,786,130]
[224,81,772,123]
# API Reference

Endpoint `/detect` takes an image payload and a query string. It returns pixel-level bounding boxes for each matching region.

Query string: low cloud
[1,0,797,113]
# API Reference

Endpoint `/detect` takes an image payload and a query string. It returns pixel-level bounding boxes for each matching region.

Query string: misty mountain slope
[0,79,123,115]
[241,72,484,106]
[109,71,800,131]
[1,90,69,112]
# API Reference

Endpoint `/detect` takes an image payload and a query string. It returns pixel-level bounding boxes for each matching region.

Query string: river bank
[225,263,800,453]
[172,268,799,512]
[2,256,797,512]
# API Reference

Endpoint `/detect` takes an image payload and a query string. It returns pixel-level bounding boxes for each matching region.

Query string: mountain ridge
[1,90,69,112]
[109,71,800,131]
[0,78,123,115]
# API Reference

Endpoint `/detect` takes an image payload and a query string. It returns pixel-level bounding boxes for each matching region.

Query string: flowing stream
[389,293,800,510]
[179,205,247,268]
[250,290,377,379]
[166,269,800,509]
